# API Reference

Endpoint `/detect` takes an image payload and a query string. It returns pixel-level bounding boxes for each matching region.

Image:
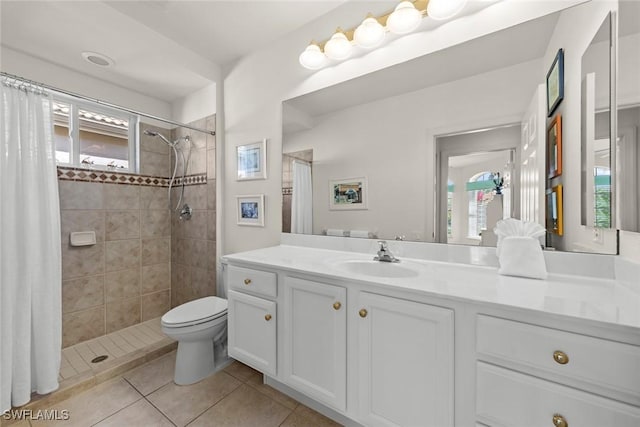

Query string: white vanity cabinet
[356,292,454,427]
[224,245,640,427]
[283,277,347,411]
[227,265,278,376]
[476,315,640,427]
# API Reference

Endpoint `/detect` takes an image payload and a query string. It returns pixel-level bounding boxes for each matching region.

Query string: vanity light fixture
[324,28,353,60]
[354,14,386,48]
[427,0,468,21]
[299,41,327,70]
[299,0,469,70]
[387,1,422,34]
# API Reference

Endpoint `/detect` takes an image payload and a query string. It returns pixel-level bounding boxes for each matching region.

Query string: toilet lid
[162,296,227,326]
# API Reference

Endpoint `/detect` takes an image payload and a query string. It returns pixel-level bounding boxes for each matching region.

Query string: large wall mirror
[614,1,640,233]
[282,2,633,255]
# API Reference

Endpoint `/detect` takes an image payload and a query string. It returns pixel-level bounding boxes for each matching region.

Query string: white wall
[1,46,172,119]
[171,82,217,125]
[283,64,533,242]
[542,0,618,253]
[222,0,583,255]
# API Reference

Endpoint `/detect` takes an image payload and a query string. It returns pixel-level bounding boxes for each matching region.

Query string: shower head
[144,129,173,147]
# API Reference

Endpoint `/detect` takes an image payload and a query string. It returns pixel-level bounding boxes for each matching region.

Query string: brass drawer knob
[244,278,252,285]
[359,308,368,318]
[552,414,568,427]
[553,350,569,365]
[333,302,342,310]
[264,314,272,321]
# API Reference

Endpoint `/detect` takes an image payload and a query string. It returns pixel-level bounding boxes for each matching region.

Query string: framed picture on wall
[546,185,563,236]
[237,195,265,226]
[546,48,564,116]
[329,177,368,210]
[237,139,267,180]
[547,114,562,178]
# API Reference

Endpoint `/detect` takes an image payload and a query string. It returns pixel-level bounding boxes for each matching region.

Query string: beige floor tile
[245,372,298,411]
[187,384,291,427]
[124,351,176,396]
[93,399,173,427]
[30,378,142,427]
[280,405,342,427]
[222,361,259,383]
[147,371,241,427]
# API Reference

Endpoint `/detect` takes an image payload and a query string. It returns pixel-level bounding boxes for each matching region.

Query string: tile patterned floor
[8,353,342,427]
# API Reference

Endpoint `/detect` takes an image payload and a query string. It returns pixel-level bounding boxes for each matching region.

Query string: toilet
[161,296,228,385]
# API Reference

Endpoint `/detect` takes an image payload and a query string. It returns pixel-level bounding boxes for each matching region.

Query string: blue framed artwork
[237,194,265,226]
[237,139,267,180]
[546,48,564,117]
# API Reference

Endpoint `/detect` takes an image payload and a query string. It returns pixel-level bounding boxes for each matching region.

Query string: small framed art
[237,195,265,226]
[329,177,368,210]
[237,139,267,180]
[546,185,563,236]
[546,48,564,116]
[547,114,562,179]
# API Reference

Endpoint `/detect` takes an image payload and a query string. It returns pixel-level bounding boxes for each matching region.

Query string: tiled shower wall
[171,115,217,307]
[58,122,195,348]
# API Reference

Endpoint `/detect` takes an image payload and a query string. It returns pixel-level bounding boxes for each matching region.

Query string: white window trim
[53,92,139,173]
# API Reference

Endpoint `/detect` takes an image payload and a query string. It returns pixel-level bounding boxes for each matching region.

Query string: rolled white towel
[349,230,370,239]
[497,236,547,279]
[326,229,345,237]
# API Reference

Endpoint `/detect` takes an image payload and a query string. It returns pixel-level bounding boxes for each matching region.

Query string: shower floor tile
[59,318,171,382]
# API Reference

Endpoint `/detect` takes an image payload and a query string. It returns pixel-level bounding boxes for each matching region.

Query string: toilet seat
[162,296,228,328]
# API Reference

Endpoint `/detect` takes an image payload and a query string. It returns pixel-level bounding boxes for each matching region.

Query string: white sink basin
[334,260,420,278]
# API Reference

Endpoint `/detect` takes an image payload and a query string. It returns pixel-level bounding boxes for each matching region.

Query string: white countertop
[223,245,640,331]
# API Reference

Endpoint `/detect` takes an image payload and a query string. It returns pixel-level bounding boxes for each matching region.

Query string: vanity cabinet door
[283,277,347,412]
[227,290,277,376]
[357,292,454,427]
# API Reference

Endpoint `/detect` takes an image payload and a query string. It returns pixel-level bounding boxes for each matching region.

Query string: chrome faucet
[374,241,400,263]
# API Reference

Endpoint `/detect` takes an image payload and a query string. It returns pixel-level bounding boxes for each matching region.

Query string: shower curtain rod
[0,72,215,136]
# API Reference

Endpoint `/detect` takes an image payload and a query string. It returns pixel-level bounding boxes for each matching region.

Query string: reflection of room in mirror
[282,150,313,233]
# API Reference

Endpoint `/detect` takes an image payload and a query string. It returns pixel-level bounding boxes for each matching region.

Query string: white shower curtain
[291,160,313,234]
[0,81,62,412]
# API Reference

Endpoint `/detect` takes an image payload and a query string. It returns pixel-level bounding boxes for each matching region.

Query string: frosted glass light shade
[386,1,422,35]
[299,43,327,70]
[427,0,468,20]
[354,16,385,48]
[324,29,353,60]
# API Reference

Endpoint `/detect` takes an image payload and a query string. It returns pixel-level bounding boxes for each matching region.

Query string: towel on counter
[326,229,346,237]
[349,230,370,238]
[494,219,547,279]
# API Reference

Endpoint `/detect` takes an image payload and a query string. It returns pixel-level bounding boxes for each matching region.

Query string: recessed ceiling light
[81,51,115,67]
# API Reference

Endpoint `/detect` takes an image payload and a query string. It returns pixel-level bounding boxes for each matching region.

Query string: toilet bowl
[161,296,228,385]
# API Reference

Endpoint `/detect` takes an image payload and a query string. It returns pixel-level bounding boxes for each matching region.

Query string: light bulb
[354,15,385,49]
[324,28,353,60]
[299,42,327,70]
[427,0,468,21]
[386,1,422,35]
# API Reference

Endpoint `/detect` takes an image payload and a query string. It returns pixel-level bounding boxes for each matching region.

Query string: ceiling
[0,0,348,102]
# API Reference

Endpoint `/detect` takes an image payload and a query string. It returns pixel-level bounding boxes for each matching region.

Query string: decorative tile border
[57,166,206,187]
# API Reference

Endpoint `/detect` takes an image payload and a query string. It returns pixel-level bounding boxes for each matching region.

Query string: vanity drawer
[476,315,640,405]
[476,362,640,427]
[228,265,277,298]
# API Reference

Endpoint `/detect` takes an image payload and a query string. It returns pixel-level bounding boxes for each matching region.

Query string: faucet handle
[378,240,388,251]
